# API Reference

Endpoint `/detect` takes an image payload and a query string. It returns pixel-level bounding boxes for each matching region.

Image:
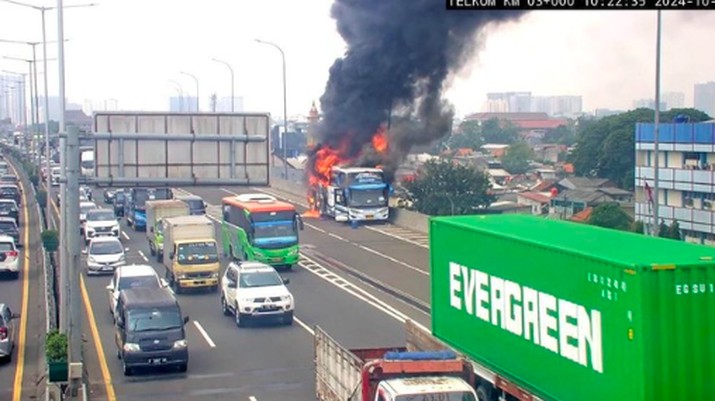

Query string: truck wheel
[476,385,495,401]
[221,296,231,316]
[171,278,182,295]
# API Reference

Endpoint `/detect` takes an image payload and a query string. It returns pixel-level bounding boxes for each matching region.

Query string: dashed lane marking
[137,250,148,262]
[121,231,130,240]
[293,316,315,336]
[193,321,216,348]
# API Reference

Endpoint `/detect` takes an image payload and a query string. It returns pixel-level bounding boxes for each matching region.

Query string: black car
[178,195,206,215]
[0,218,20,247]
[0,200,19,226]
[113,191,127,217]
[0,185,21,207]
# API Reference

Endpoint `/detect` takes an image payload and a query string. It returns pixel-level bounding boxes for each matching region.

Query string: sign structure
[91,112,271,187]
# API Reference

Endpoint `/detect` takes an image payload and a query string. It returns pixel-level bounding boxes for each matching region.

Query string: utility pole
[652,10,662,237]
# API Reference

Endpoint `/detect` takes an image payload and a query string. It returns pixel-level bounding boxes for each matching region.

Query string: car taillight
[6,250,18,258]
[0,327,7,340]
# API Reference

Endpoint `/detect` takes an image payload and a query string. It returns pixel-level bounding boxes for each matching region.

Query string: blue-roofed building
[635,120,715,244]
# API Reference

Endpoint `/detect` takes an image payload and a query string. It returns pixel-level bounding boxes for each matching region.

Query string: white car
[84,237,126,275]
[79,201,98,233]
[220,261,293,326]
[0,235,19,280]
[50,167,61,186]
[84,208,120,244]
[106,264,168,319]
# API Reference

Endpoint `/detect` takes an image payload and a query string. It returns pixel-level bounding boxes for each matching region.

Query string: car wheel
[122,361,132,376]
[177,363,187,373]
[10,271,19,280]
[221,296,231,316]
[234,305,244,327]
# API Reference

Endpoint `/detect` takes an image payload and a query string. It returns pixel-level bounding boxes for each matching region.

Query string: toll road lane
[182,186,432,304]
[74,186,414,401]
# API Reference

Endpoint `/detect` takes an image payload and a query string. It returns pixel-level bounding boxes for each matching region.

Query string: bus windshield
[348,188,387,208]
[252,220,297,248]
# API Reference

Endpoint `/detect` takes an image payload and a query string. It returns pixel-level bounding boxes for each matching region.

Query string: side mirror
[81,249,87,255]
[124,247,130,252]
[11,312,20,319]
[169,253,174,260]
[116,317,124,328]
[282,278,290,285]
[297,215,304,231]
[227,280,237,289]
[183,316,190,325]
[203,202,208,209]
[105,284,113,291]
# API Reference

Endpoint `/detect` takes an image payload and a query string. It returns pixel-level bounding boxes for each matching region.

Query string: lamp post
[255,39,288,180]
[652,10,662,237]
[211,58,235,112]
[1,72,27,139]
[180,71,199,111]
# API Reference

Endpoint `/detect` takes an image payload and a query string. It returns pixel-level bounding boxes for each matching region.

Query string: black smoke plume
[307,1,526,183]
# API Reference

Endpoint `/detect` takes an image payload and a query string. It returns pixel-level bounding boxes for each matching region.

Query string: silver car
[0,303,20,362]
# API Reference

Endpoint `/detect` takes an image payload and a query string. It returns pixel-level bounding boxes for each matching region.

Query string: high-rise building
[694,82,715,117]
[530,95,583,118]
[634,121,715,244]
[485,92,532,113]
[215,96,244,112]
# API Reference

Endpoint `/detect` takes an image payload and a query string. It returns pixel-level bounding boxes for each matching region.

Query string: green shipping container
[431,214,715,401]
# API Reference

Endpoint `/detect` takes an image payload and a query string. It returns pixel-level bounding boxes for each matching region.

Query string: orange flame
[372,126,389,154]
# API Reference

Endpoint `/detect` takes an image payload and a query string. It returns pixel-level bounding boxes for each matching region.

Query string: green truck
[430,214,714,401]
[146,199,190,261]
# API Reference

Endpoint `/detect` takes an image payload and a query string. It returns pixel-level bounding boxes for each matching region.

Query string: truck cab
[162,215,220,293]
[376,377,477,401]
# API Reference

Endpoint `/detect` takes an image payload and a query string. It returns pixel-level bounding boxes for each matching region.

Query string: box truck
[314,325,478,401]
[162,215,219,293]
[429,214,715,401]
[146,200,190,261]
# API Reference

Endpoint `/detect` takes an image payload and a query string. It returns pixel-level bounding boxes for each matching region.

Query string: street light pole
[652,10,662,237]
[180,71,199,112]
[168,80,184,111]
[211,58,235,112]
[255,39,288,180]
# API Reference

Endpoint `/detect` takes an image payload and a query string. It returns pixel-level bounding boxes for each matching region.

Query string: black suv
[178,195,206,215]
[0,218,20,247]
[0,185,21,207]
[113,191,127,217]
[0,200,19,226]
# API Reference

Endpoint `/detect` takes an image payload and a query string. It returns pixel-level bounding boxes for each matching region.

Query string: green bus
[221,194,304,269]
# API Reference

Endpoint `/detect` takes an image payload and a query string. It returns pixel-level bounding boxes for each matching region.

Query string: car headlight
[87,256,97,264]
[177,274,188,280]
[210,272,219,278]
[287,248,298,256]
[123,343,140,352]
[172,339,187,349]
[118,255,126,263]
[112,225,120,232]
[281,295,292,303]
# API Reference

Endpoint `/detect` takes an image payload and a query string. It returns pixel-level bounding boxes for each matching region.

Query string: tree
[445,120,483,150]
[501,142,534,175]
[481,118,519,144]
[587,203,633,231]
[543,125,577,146]
[667,220,682,240]
[571,108,712,190]
[630,220,645,234]
[399,159,494,216]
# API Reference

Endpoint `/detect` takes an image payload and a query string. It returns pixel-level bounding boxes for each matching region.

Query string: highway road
[47,184,429,401]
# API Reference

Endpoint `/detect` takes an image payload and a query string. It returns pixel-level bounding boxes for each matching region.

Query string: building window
[647,151,652,167]
[683,191,694,208]
[683,152,709,170]
[663,189,668,206]
[664,151,669,168]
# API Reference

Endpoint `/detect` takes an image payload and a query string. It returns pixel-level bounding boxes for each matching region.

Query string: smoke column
[308,0,526,182]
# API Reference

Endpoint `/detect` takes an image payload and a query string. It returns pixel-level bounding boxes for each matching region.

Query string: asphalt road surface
[49,184,429,401]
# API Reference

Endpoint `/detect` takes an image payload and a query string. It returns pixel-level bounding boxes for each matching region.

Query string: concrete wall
[270,176,430,234]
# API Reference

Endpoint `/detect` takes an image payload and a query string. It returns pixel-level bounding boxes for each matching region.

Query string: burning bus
[312,166,390,223]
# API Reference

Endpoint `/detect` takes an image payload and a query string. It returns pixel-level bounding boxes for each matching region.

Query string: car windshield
[133,191,149,206]
[0,221,17,231]
[395,392,477,401]
[239,271,283,288]
[80,161,94,169]
[0,187,18,195]
[176,241,218,265]
[0,203,16,212]
[90,241,123,255]
[87,211,116,221]
[184,199,204,209]
[0,243,14,252]
[1,176,16,182]
[118,275,159,291]
[127,307,182,332]
[115,193,125,202]
[348,188,387,207]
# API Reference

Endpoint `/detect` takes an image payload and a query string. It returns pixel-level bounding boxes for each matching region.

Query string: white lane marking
[356,244,428,276]
[328,232,348,242]
[137,250,148,262]
[220,188,235,195]
[193,321,217,348]
[305,222,326,234]
[249,397,258,401]
[364,225,429,249]
[293,316,315,336]
[121,231,130,240]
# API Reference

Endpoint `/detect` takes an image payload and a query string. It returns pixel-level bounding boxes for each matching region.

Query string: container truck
[162,215,220,293]
[430,214,715,401]
[314,325,478,401]
[146,200,190,261]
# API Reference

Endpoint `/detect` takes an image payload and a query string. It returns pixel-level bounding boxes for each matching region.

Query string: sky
[0,1,713,119]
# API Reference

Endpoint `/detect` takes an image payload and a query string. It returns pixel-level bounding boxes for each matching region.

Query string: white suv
[0,235,19,279]
[220,261,293,327]
[84,208,120,244]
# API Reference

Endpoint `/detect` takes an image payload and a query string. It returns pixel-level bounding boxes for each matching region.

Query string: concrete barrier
[270,176,306,198]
